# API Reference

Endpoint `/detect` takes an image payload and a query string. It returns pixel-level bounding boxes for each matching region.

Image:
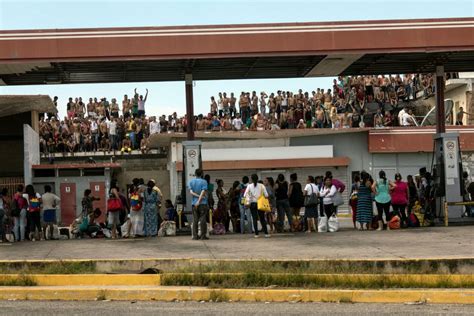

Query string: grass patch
[168,259,474,275]
[161,273,474,289]
[0,275,37,286]
[209,290,229,302]
[96,290,107,301]
[0,261,96,274]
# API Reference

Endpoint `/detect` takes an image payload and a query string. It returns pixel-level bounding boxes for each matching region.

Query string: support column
[185,73,195,140]
[435,65,446,134]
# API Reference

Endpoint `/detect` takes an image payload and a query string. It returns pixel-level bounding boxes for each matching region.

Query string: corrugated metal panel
[0,63,50,75]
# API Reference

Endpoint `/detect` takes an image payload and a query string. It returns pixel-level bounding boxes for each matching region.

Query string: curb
[1,273,472,287]
[0,286,472,304]
[0,274,161,286]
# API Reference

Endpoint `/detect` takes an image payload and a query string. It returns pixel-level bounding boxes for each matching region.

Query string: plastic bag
[328,215,339,232]
[318,216,328,233]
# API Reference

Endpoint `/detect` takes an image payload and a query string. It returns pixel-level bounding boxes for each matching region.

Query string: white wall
[23,124,40,185]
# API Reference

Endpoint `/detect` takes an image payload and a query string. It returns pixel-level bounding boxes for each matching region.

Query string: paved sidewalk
[1,222,473,260]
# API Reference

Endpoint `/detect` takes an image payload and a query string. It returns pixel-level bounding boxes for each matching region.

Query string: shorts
[137,110,145,117]
[43,209,56,223]
[304,206,318,218]
[108,211,120,226]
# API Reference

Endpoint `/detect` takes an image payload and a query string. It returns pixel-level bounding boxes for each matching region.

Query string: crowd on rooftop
[39,73,464,156]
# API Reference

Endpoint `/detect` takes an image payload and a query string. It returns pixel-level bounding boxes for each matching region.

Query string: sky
[0,0,473,118]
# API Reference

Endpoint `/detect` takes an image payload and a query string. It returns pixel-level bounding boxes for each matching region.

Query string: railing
[443,201,474,226]
[0,177,24,197]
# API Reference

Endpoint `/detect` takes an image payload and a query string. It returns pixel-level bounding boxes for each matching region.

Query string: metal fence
[0,177,24,197]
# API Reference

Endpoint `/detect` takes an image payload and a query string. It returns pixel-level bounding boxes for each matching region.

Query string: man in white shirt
[402,109,416,126]
[108,118,117,150]
[149,116,161,135]
[398,106,407,126]
[41,185,60,240]
[232,114,244,131]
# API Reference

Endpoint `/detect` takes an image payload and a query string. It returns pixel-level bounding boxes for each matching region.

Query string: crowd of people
[38,74,448,156]
[187,167,451,239]
[1,166,473,242]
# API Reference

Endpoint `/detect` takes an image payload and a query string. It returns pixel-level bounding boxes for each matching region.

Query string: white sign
[95,185,100,192]
[444,139,458,179]
[65,186,70,193]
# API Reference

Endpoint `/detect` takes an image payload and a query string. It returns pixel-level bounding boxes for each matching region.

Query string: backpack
[407,213,420,228]
[10,198,20,217]
[130,193,142,211]
[304,184,319,207]
[28,197,41,212]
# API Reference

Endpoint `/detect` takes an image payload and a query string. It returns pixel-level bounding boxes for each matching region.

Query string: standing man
[41,185,60,240]
[188,168,209,240]
[137,88,149,118]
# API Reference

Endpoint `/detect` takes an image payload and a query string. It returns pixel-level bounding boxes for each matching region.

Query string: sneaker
[254,235,260,238]
[264,234,271,238]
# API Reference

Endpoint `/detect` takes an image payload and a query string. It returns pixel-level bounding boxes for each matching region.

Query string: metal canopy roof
[0,56,326,85]
[0,18,473,85]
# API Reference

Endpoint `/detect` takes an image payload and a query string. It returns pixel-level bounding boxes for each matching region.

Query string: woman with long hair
[264,177,276,234]
[373,170,394,230]
[349,175,360,230]
[356,171,374,230]
[24,184,42,241]
[143,180,159,237]
[407,175,418,215]
[215,179,229,232]
[391,173,409,227]
[288,173,304,218]
[244,174,270,238]
[275,174,293,232]
[129,180,144,237]
[228,181,241,233]
[319,177,337,219]
[303,175,318,233]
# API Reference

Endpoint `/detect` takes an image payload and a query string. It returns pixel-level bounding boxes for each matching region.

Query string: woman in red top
[390,173,409,227]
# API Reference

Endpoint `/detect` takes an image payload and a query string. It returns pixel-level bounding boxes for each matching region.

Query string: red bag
[388,215,400,230]
[107,197,123,212]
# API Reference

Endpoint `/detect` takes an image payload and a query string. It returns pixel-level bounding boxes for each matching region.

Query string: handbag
[304,184,319,207]
[107,197,123,212]
[257,191,271,212]
[333,191,344,207]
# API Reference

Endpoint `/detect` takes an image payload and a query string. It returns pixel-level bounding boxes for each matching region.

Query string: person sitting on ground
[81,189,100,217]
[140,135,150,154]
[121,135,132,154]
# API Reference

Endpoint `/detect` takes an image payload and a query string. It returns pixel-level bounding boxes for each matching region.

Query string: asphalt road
[0,301,472,315]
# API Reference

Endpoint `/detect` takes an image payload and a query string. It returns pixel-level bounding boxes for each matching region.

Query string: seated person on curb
[121,136,132,154]
[79,208,102,238]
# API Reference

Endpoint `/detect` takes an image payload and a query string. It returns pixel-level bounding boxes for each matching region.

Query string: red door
[60,183,77,226]
[90,182,106,223]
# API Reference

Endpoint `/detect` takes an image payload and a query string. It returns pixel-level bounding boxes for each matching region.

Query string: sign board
[65,186,70,193]
[95,185,100,192]
[183,140,202,214]
[444,139,458,179]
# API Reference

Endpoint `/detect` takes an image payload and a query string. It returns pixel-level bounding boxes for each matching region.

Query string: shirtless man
[110,98,120,118]
[210,96,218,116]
[239,92,249,124]
[288,93,296,109]
[315,105,325,128]
[87,98,96,119]
[196,115,206,131]
[122,95,130,119]
[259,92,268,116]
[72,119,81,149]
[99,118,108,144]
[229,92,237,117]
[222,92,230,117]
[76,97,86,118]
[268,93,277,116]
[279,109,288,129]
[251,91,259,116]
[275,90,282,114]
[324,89,333,108]
[66,98,75,119]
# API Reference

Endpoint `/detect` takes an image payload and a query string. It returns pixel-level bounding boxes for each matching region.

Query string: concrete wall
[23,124,40,185]
[115,157,170,200]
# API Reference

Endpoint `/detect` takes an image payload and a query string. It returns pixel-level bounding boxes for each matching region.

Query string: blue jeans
[239,203,253,234]
[129,132,136,149]
[13,209,27,241]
